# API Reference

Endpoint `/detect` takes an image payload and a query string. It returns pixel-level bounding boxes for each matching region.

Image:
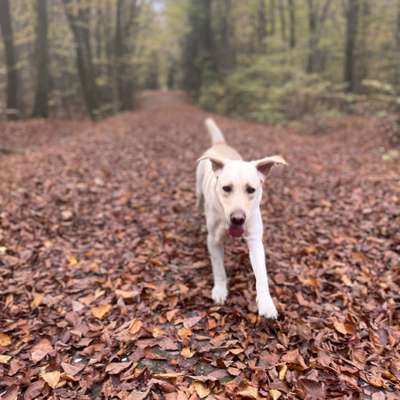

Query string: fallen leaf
[24,380,45,400]
[366,375,384,388]
[0,354,12,364]
[31,338,53,363]
[333,319,356,335]
[177,327,192,340]
[299,378,325,400]
[154,372,183,379]
[237,385,261,399]
[31,293,44,309]
[278,364,287,380]
[0,333,11,347]
[91,304,112,319]
[1,385,19,400]
[126,389,151,400]
[183,315,203,329]
[105,361,132,374]
[61,210,73,221]
[61,362,85,376]
[67,255,78,267]
[41,370,61,389]
[227,367,241,376]
[269,389,281,400]
[192,382,210,398]
[128,319,143,335]
[181,347,195,358]
[115,289,137,299]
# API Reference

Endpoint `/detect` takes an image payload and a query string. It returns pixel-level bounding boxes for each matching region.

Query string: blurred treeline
[1,0,400,123]
[0,0,181,120]
[181,0,400,124]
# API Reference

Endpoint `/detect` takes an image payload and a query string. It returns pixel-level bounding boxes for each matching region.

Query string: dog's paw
[257,295,278,319]
[212,284,228,304]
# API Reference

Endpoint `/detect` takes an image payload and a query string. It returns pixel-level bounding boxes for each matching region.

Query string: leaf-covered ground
[0,92,399,399]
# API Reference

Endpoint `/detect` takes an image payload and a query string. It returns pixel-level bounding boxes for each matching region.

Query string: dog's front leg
[247,214,278,319]
[207,227,228,304]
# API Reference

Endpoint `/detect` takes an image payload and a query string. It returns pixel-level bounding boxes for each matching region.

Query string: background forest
[1,0,400,125]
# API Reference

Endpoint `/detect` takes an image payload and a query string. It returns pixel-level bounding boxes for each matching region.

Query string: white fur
[196,118,286,318]
[205,117,225,144]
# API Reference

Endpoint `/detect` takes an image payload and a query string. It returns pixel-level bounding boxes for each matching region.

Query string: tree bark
[269,0,276,35]
[288,0,296,48]
[217,0,235,72]
[256,0,268,51]
[306,0,332,73]
[395,0,400,91]
[32,0,49,118]
[62,0,101,119]
[355,0,369,92]
[182,0,218,99]
[278,0,287,42]
[344,0,359,92]
[0,0,19,119]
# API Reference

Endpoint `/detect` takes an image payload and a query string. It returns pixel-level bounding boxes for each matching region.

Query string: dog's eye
[246,186,256,194]
[222,185,232,193]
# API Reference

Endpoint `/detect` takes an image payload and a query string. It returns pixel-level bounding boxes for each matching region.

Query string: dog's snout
[230,211,246,226]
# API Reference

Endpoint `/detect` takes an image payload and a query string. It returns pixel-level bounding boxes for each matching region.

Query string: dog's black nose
[230,211,245,226]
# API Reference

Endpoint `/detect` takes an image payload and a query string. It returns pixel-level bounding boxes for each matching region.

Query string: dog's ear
[197,156,225,172]
[253,155,287,176]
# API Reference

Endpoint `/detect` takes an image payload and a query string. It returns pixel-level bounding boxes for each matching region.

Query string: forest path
[0,92,399,399]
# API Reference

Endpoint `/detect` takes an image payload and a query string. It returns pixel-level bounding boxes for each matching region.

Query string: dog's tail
[205,118,225,145]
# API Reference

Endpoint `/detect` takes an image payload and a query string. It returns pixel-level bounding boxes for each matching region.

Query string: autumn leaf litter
[0,92,399,399]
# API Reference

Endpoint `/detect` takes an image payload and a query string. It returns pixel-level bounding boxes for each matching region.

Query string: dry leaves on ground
[0,92,399,399]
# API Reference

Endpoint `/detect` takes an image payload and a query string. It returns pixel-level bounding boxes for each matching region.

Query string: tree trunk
[306,0,317,73]
[256,0,268,51]
[0,0,19,119]
[278,0,287,42]
[182,0,217,99]
[269,0,276,35]
[395,0,400,92]
[217,0,235,72]
[306,0,332,73]
[32,0,49,118]
[62,0,101,119]
[344,0,359,92]
[288,0,296,48]
[115,0,136,111]
[355,0,369,92]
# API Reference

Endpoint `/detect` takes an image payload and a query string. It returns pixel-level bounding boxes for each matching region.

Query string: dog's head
[200,155,287,237]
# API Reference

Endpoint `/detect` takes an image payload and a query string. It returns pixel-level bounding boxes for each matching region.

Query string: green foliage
[199,56,356,124]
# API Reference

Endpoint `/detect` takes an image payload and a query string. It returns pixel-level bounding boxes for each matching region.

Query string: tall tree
[395,0,400,92]
[115,0,138,111]
[306,0,332,73]
[215,0,235,73]
[182,0,217,99]
[344,0,359,92]
[256,0,268,51]
[32,0,49,118]
[354,0,370,92]
[62,0,101,119]
[288,0,296,49]
[0,0,19,119]
[269,0,276,35]
[278,0,287,42]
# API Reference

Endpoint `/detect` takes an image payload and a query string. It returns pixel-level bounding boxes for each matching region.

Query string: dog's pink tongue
[228,225,244,238]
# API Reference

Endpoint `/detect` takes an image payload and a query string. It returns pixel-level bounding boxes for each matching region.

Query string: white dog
[196,118,287,318]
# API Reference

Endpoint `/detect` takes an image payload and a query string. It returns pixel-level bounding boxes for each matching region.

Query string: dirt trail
[0,92,399,399]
